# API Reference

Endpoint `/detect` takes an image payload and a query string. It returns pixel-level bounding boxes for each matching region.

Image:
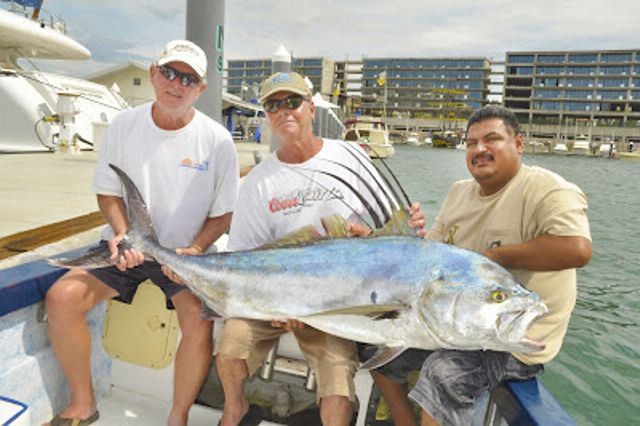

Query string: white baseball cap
[157,40,207,79]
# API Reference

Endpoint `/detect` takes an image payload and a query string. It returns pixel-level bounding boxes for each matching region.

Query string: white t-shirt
[228,139,391,251]
[93,102,239,249]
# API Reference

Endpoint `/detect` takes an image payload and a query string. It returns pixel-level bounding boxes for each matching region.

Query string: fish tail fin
[48,165,158,269]
[108,164,159,248]
[48,243,115,269]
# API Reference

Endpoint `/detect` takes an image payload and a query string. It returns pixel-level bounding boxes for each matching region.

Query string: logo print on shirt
[268,187,344,214]
[445,225,459,245]
[179,158,209,171]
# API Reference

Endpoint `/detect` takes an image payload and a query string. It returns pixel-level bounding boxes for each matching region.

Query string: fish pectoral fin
[371,208,414,237]
[304,304,409,319]
[256,214,349,250]
[321,214,349,238]
[256,225,326,250]
[359,345,407,370]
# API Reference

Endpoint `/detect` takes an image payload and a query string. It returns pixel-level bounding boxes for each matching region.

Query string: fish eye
[491,290,508,303]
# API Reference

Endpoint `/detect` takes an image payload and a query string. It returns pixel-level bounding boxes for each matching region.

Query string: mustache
[472,153,494,165]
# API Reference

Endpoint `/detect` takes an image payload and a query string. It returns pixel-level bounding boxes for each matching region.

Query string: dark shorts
[88,251,187,310]
[358,344,431,384]
[408,350,543,426]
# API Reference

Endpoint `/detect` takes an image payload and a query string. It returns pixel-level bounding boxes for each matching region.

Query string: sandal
[49,410,100,426]
[218,404,262,426]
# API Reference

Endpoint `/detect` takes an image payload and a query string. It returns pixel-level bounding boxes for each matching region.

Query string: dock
[0,142,271,261]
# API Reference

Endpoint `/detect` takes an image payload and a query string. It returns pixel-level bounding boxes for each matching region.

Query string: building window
[601,53,632,63]
[568,54,597,63]
[133,77,141,86]
[600,66,630,75]
[538,54,565,64]
[565,90,592,99]
[508,55,534,63]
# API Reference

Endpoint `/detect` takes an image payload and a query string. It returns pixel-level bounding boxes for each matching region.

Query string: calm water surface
[384,146,640,425]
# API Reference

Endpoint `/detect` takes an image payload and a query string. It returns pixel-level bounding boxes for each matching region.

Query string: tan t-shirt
[428,164,591,365]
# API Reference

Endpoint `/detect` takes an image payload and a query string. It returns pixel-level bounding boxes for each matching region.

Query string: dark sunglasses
[263,94,306,113]
[157,64,201,87]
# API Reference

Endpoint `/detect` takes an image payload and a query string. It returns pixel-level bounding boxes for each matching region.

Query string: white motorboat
[572,135,591,156]
[343,116,395,159]
[405,132,423,146]
[0,7,127,153]
[553,142,569,155]
[599,141,618,158]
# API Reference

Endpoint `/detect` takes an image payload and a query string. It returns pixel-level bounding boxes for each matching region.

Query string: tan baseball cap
[259,72,312,103]
[157,40,207,79]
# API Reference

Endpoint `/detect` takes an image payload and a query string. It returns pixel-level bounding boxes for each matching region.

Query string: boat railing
[1,0,68,34]
[483,379,576,425]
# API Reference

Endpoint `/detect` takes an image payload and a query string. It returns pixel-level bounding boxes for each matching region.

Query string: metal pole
[186,0,225,124]
[383,73,388,117]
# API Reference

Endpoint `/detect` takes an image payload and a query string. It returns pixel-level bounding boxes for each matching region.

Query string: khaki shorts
[216,318,358,402]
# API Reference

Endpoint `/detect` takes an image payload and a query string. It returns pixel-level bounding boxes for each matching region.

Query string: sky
[23,0,640,78]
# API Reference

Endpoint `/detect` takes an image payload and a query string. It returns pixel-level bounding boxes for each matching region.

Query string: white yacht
[0,7,127,153]
[572,135,591,156]
[343,116,395,159]
[405,131,423,146]
[553,142,569,155]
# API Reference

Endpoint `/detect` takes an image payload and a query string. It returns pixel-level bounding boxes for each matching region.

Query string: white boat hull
[356,141,395,159]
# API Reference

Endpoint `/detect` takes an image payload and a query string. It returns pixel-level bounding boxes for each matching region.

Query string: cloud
[28,0,640,76]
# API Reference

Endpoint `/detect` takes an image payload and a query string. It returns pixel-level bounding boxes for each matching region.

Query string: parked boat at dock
[553,142,569,155]
[572,135,591,156]
[431,130,461,148]
[343,116,395,158]
[0,8,127,153]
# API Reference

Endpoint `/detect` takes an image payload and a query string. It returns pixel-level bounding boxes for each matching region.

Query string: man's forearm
[484,234,592,271]
[191,212,233,252]
[97,194,128,236]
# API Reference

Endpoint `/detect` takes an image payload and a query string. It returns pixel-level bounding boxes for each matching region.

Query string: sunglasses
[157,64,201,87]
[263,94,306,113]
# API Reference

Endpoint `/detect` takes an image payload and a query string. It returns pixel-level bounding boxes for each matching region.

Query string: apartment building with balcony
[504,49,640,142]
[226,57,335,101]
[359,57,491,119]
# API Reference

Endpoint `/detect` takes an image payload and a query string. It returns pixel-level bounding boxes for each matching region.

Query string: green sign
[215,25,224,74]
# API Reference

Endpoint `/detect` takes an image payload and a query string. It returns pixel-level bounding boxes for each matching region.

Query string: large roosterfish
[52,148,548,368]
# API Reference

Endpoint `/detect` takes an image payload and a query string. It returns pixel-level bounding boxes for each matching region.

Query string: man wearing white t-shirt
[45,40,238,426]
[214,71,424,426]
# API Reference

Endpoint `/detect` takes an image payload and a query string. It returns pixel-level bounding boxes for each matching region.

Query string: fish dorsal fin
[372,208,414,237]
[359,345,407,369]
[256,214,349,250]
[303,303,410,319]
[321,214,349,238]
[257,225,326,250]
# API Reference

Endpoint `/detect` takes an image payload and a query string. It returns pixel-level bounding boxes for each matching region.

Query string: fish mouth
[519,336,546,351]
[497,303,548,352]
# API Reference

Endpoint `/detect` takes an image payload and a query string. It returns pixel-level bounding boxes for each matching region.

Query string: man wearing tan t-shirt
[370,106,592,426]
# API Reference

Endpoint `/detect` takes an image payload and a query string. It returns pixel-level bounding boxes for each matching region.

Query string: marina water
[385,146,639,425]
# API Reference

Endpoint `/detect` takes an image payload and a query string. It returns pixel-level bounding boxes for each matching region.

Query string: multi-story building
[226,57,335,101]
[359,57,491,119]
[504,49,640,142]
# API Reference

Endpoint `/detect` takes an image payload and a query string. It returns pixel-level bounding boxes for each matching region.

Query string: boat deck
[98,387,224,425]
